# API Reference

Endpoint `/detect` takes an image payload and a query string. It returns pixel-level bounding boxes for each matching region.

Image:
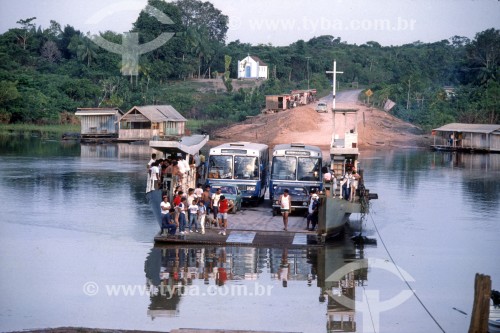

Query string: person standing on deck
[341,170,352,200]
[279,189,291,231]
[306,193,318,230]
[310,195,320,231]
[187,188,196,221]
[173,190,183,207]
[146,153,157,192]
[211,187,222,220]
[177,197,187,235]
[188,198,200,232]
[198,200,207,234]
[148,153,157,168]
[217,195,233,236]
[322,166,332,196]
[201,185,212,220]
[194,183,203,198]
[150,161,160,190]
[331,170,338,198]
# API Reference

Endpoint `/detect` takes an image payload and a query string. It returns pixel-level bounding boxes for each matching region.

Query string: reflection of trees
[361,150,429,195]
[463,177,500,212]
[0,135,80,156]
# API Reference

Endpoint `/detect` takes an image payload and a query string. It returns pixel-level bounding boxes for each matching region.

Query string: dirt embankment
[210,95,432,154]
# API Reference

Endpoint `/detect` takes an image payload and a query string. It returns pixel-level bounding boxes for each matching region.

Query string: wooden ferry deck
[154,203,324,247]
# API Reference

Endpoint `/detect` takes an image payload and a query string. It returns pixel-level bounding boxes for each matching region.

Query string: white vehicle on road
[315,102,328,113]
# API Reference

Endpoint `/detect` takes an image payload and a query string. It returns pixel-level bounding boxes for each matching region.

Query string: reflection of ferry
[143,245,316,318]
[314,240,368,332]
[144,242,370,331]
[318,109,378,239]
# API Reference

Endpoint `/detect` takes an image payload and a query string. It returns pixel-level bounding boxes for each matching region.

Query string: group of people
[147,153,191,191]
[322,166,361,202]
[147,151,206,192]
[160,184,234,237]
[277,165,362,232]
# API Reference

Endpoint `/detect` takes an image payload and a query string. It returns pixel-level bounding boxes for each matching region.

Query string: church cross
[326,60,344,109]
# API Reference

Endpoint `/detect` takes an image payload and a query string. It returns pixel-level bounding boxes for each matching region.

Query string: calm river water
[0,135,499,333]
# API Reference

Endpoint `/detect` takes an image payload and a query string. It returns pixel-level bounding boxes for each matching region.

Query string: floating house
[75,107,123,138]
[118,105,186,141]
[431,123,500,152]
[237,55,268,79]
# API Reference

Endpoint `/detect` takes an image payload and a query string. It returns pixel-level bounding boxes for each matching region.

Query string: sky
[0,0,499,46]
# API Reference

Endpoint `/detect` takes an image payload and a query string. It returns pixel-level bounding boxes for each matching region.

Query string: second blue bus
[269,143,323,201]
[206,142,269,204]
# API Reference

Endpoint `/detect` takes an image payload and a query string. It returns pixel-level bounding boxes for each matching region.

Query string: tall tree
[15,17,36,50]
[175,0,229,43]
[68,33,98,67]
[465,28,500,86]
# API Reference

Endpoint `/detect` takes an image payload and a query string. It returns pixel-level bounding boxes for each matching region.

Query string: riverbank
[0,124,80,137]
[210,91,432,153]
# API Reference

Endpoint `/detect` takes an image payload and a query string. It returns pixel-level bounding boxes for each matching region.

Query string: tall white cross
[326,60,343,110]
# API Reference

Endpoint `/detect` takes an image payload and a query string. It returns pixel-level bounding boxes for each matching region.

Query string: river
[0,135,499,333]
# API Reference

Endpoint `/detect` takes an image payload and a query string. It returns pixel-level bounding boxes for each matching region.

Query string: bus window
[208,155,233,179]
[271,156,297,181]
[234,156,259,180]
[297,157,321,181]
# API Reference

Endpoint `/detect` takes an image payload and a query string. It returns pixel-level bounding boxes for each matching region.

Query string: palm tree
[69,33,98,67]
[186,27,214,78]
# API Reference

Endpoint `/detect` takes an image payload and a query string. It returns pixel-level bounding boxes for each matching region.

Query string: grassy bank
[0,120,231,139]
[0,124,80,137]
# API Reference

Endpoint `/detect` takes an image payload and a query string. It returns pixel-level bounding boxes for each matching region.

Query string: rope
[362,285,378,333]
[367,208,447,333]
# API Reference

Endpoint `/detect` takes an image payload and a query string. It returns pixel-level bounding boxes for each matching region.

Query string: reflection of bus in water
[206,142,269,203]
[270,143,323,201]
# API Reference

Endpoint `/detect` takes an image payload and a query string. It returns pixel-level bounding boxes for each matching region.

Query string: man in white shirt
[194,183,203,198]
[160,195,171,215]
[211,187,222,220]
[150,161,160,190]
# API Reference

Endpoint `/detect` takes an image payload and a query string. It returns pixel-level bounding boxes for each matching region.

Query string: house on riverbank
[431,123,500,152]
[75,107,123,139]
[118,105,186,141]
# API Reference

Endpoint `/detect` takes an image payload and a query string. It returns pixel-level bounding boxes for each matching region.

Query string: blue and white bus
[206,142,269,204]
[269,143,323,201]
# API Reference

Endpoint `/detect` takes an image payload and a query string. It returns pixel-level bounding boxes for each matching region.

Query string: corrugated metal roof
[122,105,185,123]
[75,108,123,116]
[433,123,500,134]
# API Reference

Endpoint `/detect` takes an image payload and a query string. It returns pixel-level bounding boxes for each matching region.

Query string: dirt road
[211,89,431,154]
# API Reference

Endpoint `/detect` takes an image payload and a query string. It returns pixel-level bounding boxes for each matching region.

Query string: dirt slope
[210,91,431,154]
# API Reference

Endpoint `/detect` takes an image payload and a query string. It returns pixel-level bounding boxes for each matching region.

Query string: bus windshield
[297,157,321,181]
[271,156,297,181]
[208,155,233,179]
[234,156,259,180]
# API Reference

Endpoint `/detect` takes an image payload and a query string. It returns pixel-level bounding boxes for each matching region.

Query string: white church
[237,55,268,79]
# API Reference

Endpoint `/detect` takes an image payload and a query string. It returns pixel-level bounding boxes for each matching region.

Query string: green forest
[0,0,498,132]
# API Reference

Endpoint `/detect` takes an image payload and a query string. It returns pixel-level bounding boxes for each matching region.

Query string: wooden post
[468,273,491,333]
